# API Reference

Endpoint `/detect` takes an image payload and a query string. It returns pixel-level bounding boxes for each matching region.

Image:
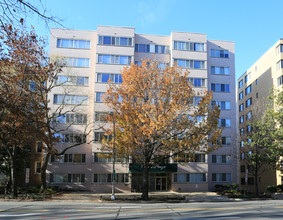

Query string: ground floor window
[212,173,231,182]
[50,173,85,183]
[173,173,206,183]
[93,173,129,184]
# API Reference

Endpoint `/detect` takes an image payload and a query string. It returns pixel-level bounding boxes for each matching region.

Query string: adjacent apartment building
[47,26,237,192]
[237,39,283,193]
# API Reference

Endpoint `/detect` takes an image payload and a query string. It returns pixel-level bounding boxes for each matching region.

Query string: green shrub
[267,185,277,193]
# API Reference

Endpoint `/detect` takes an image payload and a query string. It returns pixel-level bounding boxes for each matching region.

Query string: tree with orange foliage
[103,60,221,200]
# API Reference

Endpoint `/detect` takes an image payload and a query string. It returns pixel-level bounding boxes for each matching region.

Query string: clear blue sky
[27,0,283,80]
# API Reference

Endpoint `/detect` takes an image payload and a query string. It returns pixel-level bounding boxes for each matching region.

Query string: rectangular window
[94,132,112,142]
[246,111,252,120]
[36,142,43,153]
[35,161,41,174]
[55,76,89,86]
[53,94,88,105]
[57,39,90,49]
[95,92,105,102]
[58,134,86,144]
[245,85,252,95]
[173,173,206,183]
[173,41,205,52]
[240,115,244,124]
[53,113,87,124]
[210,66,230,75]
[210,49,229,58]
[174,59,205,69]
[93,173,129,183]
[211,83,230,92]
[220,136,231,145]
[219,119,231,128]
[239,104,244,112]
[247,125,252,133]
[188,78,206,87]
[239,80,243,88]
[245,73,251,83]
[278,75,283,86]
[63,57,90,67]
[174,153,206,163]
[135,44,169,54]
[95,112,108,123]
[246,98,252,108]
[239,92,243,100]
[64,154,86,163]
[97,54,132,65]
[212,155,231,164]
[96,73,123,84]
[212,173,231,182]
[240,128,244,136]
[211,101,230,110]
[98,36,133,46]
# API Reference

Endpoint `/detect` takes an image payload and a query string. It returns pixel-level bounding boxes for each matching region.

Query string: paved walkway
[51,191,230,203]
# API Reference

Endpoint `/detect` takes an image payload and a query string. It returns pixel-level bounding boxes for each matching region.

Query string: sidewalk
[51,191,230,203]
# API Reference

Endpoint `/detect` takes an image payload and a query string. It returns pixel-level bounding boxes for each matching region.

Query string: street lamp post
[110,111,116,200]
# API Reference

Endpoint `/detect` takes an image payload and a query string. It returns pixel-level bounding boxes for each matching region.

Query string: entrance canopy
[129,164,177,173]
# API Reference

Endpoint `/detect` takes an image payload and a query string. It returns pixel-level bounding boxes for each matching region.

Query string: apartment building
[48,26,236,193]
[237,39,283,193]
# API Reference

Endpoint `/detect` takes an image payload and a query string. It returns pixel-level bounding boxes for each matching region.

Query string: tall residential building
[48,26,236,192]
[237,39,283,193]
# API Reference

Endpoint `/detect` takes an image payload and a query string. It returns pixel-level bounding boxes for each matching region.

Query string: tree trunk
[255,145,259,197]
[11,145,18,198]
[41,151,51,189]
[141,163,149,200]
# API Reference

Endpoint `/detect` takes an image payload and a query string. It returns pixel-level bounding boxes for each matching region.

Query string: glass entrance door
[156,177,167,191]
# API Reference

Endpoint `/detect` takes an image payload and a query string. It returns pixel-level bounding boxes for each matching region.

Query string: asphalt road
[0,200,283,219]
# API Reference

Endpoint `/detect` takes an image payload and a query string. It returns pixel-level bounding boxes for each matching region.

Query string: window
[240,128,244,136]
[240,165,245,172]
[174,153,206,163]
[95,92,105,102]
[188,78,206,87]
[173,173,206,183]
[173,41,205,52]
[248,177,254,185]
[240,141,244,148]
[94,132,112,142]
[239,79,243,88]
[256,79,258,85]
[239,104,244,112]
[246,111,252,120]
[93,153,129,163]
[96,73,123,83]
[55,76,89,86]
[57,134,86,144]
[63,57,90,67]
[278,75,283,86]
[64,154,86,163]
[210,49,229,58]
[50,155,64,163]
[246,98,252,108]
[210,66,230,75]
[277,44,283,55]
[256,93,258,99]
[212,173,231,182]
[245,73,251,83]
[50,173,85,183]
[135,44,169,54]
[245,85,252,95]
[220,136,231,145]
[211,83,230,92]
[53,94,88,105]
[53,114,87,124]
[239,115,244,124]
[219,119,231,127]
[212,155,231,164]
[36,142,43,153]
[35,162,41,174]
[174,59,206,69]
[98,36,133,46]
[93,173,129,183]
[95,112,108,122]
[241,178,245,185]
[211,101,230,110]
[97,54,132,65]
[57,39,90,49]
[239,92,243,100]
[247,125,252,133]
